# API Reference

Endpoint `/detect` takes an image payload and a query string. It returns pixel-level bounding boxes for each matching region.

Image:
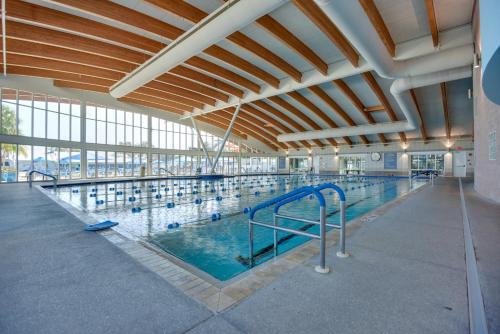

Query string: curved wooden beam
[214,110,288,150]
[359,0,395,57]
[252,100,325,148]
[7,0,260,94]
[239,105,302,150]
[361,72,407,142]
[440,83,450,140]
[292,0,359,67]
[409,89,429,141]
[333,79,388,144]
[197,115,278,151]
[424,0,439,47]
[256,15,328,75]
[287,91,362,145]
[268,96,338,147]
[144,0,302,82]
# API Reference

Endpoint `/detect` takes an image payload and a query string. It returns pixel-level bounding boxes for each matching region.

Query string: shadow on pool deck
[1,178,499,334]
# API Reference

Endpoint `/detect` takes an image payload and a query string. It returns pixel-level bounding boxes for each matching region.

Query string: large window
[1,88,80,141]
[410,153,445,174]
[0,144,81,183]
[86,104,148,147]
[1,87,275,183]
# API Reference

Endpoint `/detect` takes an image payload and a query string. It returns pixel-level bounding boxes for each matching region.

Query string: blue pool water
[51,174,426,281]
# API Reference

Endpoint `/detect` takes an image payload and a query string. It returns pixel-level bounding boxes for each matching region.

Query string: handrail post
[248,220,254,267]
[315,205,330,273]
[337,200,349,258]
[273,214,278,257]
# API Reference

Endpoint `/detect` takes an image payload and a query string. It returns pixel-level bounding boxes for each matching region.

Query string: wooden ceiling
[0,0,467,151]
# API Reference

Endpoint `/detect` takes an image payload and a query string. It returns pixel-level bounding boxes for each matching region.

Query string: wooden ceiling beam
[8,0,260,96]
[307,86,369,145]
[169,66,243,98]
[4,54,206,109]
[440,83,451,140]
[196,116,248,140]
[409,89,429,141]
[6,19,246,99]
[184,57,260,93]
[333,79,388,143]
[424,0,439,47]
[292,0,359,67]
[359,0,396,57]
[155,73,229,103]
[203,46,280,88]
[268,96,339,147]
[256,15,328,75]
[364,105,385,112]
[53,80,108,93]
[215,110,288,150]
[361,72,407,142]
[240,104,303,150]
[145,0,302,82]
[197,114,278,151]
[252,100,325,148]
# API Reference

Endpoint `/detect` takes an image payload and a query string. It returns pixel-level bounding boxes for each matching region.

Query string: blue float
[128,196,136,202]
[134,189,141,194]
[192,190,198,195]
[166,202,175,208]
[167,222,180,229]
[235,194,241,198]
[85,220,118,231]
[95,199,104,205]
[243,207,251,214]
[255,191,261,196]
[155,194,162,199]
[215,195,223,201]
[89,193,97,198]
[109,187,115,191]
[116,191,123,195]
[131,207,141,213]
[176,192,183,197]
[211,212,221,221]
[194,198,202,204]
[72,189,79,193]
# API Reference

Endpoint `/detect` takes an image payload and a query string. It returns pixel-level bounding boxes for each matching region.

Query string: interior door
[453,151,466,177]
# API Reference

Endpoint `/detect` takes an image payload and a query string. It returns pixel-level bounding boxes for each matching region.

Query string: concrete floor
[0,178,498,334]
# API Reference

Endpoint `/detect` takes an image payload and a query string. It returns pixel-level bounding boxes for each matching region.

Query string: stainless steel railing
[28,170,57,189]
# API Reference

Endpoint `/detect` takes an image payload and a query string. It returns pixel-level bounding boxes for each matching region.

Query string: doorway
[453,151,466,177]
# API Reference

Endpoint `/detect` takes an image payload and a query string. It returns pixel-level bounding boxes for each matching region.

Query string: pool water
[51,175,426,281]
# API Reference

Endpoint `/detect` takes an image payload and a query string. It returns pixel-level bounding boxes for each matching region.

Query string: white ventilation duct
[314,0,473,79]
[276,0,473,143]
[278,66,472,142]
[110,0,288,98]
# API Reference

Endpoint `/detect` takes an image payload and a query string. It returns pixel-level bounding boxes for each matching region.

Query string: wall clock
[371,152,381,161]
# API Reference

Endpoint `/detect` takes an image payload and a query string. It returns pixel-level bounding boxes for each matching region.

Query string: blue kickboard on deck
[85,220,119,231]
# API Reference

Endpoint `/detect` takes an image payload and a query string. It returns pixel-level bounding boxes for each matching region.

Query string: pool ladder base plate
[336,251,350,258]
[314,265,331,274]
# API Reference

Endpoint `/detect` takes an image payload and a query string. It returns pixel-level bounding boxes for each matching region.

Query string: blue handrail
[249,186,321,220]
[315,183,346,202]
[273,187,325,214]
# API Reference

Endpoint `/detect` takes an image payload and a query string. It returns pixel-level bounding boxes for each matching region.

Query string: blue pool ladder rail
[248,184,348,274]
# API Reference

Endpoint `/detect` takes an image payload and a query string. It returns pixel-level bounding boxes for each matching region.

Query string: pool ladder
[248,183,348,274]
[28,170,57,189]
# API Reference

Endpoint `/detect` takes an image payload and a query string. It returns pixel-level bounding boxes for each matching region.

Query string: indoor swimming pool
[49,175,427,281]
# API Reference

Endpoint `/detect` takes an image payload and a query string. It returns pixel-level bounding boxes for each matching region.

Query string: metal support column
[210,103,241,174]
[190,117,213,171]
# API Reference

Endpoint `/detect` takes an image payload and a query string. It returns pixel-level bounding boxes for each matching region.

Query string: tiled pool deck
[1,178,499,333]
